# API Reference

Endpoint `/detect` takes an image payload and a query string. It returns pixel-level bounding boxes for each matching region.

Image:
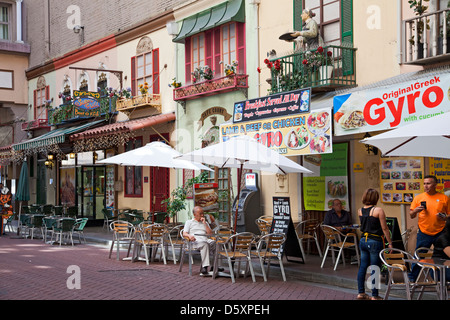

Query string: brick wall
[25,0,188,68]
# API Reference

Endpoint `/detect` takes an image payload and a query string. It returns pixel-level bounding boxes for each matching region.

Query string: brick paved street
[0,235,357,306]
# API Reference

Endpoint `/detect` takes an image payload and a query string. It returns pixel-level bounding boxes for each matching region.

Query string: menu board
[194,183,219,212]
[429,158,450,192]
[380,157,424,204]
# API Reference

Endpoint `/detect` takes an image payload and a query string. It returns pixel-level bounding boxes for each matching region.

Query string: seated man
[183,206,216,275]
[323,199,352,232]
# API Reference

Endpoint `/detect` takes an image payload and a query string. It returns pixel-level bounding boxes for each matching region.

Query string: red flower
[302,59,308,65]
[257,67,261,73]
[327,51,332,57]
[267,62,273,69]
[264,58,270,65]
[317,46,324,53]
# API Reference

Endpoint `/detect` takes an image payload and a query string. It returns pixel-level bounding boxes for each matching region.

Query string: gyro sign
[333,73,450,136]
[73,90,101,117]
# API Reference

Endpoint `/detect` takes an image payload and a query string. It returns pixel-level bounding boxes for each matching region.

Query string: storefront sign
[303,143,349,211]
[233,88,311,123]
[429,157,450,192]
[73,90,101,117]
[380,157,424,204]
[220,107,332,156]
[333,73,450,136]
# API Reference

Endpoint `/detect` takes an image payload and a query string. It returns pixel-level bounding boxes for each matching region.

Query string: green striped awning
[172,0,245,43]
[12,120,104,151]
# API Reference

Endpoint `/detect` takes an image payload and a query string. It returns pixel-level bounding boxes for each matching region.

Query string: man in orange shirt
[409,175,450,281]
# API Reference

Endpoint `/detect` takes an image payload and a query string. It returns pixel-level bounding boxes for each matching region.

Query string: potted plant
[408,0,430,59]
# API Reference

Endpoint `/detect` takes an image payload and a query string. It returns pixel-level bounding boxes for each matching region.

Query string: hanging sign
[73,90,101,117]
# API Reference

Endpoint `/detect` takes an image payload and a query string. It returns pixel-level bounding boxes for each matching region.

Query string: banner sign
[333,73,450,136]
[193,183,219,212]
[73,90,101,117]
[233,88,311,123]
[220,107,333,156]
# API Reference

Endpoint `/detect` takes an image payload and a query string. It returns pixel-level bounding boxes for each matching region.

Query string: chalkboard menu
[271,197,304,263]
[385,217,405,251]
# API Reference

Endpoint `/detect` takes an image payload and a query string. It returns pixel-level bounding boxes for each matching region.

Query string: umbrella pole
[233,163,244,233]
[16,201,22,236]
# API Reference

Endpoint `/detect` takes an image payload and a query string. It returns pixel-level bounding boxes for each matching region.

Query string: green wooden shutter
[293,0,303,32]
[341,0,354,75]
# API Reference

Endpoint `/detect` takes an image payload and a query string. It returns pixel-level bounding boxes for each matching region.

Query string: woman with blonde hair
[356,188,393,300]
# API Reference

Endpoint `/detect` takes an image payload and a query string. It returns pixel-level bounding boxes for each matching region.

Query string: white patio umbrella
[177,135,312,231]
[360,111,450,159]
[97,141,213,171]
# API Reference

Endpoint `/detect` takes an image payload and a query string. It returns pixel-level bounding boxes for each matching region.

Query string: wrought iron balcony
[21,119,50,131]
[48,95,117,126]
[404,9,450,64]
[173,73,249,101]
[268,45,357,95]
[116,93,162,115]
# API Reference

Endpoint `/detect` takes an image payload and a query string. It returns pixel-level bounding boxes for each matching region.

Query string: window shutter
[213,29,221,76]
[341,0,354,76]
[33,90,37,119]
[131,56,136,96]
[185,38,192,83]
[152,48,160,94]
[293,0,303,32]
[45,86,50,119]
[236,23,246,74]
[205,31,213,71]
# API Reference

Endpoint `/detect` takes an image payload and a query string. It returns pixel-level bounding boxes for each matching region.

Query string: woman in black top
[356,189,393,300]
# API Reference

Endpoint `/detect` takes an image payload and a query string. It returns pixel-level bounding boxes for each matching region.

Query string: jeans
[409,229,443,281]
[357,237,384,297]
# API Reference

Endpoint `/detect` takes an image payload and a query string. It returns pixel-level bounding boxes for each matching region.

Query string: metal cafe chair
[251,232,287,281]
[132,223,167,265]
[320,224,359,270]
[179,228,203,276]
[109,220,135,261]
[295,219,323,261]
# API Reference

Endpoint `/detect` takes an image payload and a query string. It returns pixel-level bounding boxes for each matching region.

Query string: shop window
[124,137,143,197]
[184,22,246,83]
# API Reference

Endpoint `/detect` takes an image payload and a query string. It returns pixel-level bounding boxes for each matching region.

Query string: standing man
[183,206,216,275]
[324,199,352,232]
[409,175,450,281]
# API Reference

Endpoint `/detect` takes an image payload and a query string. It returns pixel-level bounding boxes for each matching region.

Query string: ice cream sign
[73,90,101,117]
[333,73,450,136]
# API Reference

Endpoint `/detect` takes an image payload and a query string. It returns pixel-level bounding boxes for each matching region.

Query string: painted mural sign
[333,73,450,136]
[73,90,101,117]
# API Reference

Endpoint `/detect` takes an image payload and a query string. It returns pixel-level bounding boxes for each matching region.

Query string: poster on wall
[194,183,219,212]
[302,143,349,211]
[380,157,424,204]
[333,73,450,136]
[60,167,76,206]
[220,107,333,156]
[429,157,450,192]
[105,166,115,208]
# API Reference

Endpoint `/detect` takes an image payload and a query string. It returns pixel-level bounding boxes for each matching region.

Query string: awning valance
[172,0,245,43]
[12,120,104,151]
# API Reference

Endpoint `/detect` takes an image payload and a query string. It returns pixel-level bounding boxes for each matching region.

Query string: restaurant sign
[333,73,450,136]
[232,88,311,123]
[220,107,332,156]
[73,90,101,117]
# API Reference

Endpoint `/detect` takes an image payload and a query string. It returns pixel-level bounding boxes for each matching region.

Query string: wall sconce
[69,152,76,159]
[363,133,378,155]
[45,154,54,169]
[73,25,85,44]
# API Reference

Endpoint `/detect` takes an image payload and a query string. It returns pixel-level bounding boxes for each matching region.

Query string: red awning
[70,112,175,141]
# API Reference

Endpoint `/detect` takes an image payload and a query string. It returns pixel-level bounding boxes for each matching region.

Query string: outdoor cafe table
[405,258,450,300]
[45,216,75,244]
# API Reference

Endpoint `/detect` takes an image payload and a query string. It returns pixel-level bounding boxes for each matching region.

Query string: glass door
[80,166,106,220]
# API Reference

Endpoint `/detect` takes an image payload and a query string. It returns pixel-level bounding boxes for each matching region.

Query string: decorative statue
[289,9,324,50]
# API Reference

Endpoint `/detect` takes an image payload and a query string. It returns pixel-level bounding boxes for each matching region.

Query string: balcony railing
[48,95,117,126]
[116,93,162,115]
[404,9,450,64]
[173,73,249,101]
[21,119,50,131]
[268,45,357,95]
